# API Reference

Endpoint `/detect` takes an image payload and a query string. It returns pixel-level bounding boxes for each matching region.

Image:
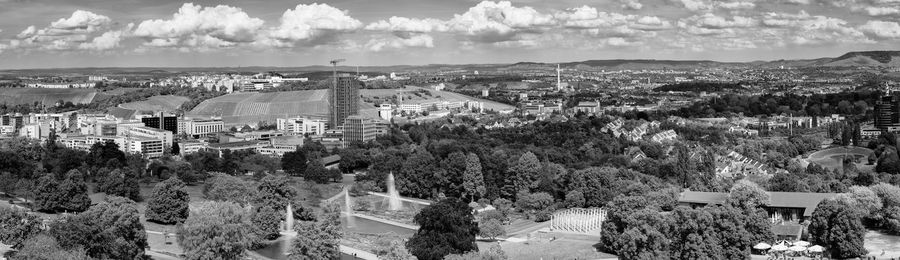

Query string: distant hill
[0,88,96,106]
[823,51,900,66]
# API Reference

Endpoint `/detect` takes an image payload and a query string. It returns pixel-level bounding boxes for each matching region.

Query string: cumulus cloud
[365,17,447,33]
[11,10,116,51]
[620,0,643,10]
[860,20,900,38]
[265,3,362,47]
[79,30,124,50]
[865,6,900,16]
[446,1,554,42]
[133,3,264,49]
[672,0,714,12]
[718,1,756,10]
[365,34,434,51]
[784,0,810,4]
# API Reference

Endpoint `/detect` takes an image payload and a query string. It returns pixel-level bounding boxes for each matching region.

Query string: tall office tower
[875,95,899,130]
[140,113,178,134]
[329,73,359,128]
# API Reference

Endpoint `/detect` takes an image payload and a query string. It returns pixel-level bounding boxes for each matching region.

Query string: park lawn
[478,239,616,260]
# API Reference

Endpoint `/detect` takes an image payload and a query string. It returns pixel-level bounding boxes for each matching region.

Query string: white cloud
[365,34,434,51]
[784,0,810,4]
[133,3,264,49]
[865,6,900,16]
[79,30,124,50]
[365,17,447,33]
[620,0,643,10]
[266,3,362,46]
[718,1,756,10]
[11,10,114,51]
[673,0,714,12]
[446,1,554,42]
[860,20,900,38]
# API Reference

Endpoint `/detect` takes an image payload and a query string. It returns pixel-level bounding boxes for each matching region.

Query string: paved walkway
[339,245,378,260]
[348,212,420,230]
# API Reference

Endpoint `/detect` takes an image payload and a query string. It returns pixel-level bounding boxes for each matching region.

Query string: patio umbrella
[793,241,810,247]
[807,245,825,253]
[753,242,771,250]
[771,244,789,251]
[789,245,807,252]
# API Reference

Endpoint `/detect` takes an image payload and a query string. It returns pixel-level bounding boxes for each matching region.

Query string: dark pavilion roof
[678,191,838,217]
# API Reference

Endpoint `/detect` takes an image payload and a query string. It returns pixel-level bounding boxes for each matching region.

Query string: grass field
[0,88,96,106]
[119,95,189,112]
[805,146,874,172]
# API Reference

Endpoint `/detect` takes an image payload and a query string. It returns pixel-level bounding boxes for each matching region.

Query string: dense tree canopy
[178,201,257,260]
[407,198,479,260]
[146,176,190,224]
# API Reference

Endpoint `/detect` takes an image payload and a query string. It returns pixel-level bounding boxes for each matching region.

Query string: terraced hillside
[187,90,337,126]
[118,95,190,113]
[0,88,96,106]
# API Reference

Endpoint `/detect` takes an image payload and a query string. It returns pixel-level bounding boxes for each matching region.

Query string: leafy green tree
[564,190,585,208]
[178,201,257,260]
[374,238,416,260]
[514,191,554,221]
[670,207,723,260]
[0,206,42,249]
[809,197,867,259]
[492,198,513,219]
[407,198,478,260]
[49,196,147,260]
[304,158,330,184]
[254,175,299,213]
[281,150,308,177]
[608,209,671,260]
[726,180,768,209]
[509,152,541,193]
[462,153,486,201]
[478,219,505,241]
[204,172,256,206]
[289,204,342,260]
[87,140,126,168]
[338,148,369,173]
[398,147,437,198]
[100,169,142,202]
[251,206,282,240]
[847,186,882,215]
[146,176,190,224]
[13,234,90,260]
[35,170,91,213]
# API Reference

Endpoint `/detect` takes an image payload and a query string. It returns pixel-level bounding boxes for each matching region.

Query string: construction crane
[330,59,345,79]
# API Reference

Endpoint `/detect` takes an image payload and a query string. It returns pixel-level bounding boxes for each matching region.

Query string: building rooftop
[679,191,838,217]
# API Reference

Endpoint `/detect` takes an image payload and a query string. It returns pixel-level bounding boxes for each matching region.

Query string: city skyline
[0,0,900,69]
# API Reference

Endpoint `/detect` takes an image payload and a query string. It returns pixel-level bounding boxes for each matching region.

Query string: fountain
[278,204,297,256]
[344,187,355,227]
[386,172,402,211]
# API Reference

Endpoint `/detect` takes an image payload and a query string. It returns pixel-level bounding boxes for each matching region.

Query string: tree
[13,234,90,260]
[726,180,768,209]
[172,141,180,155]
[846,186,882,215]
[478,219,505,240]
[204,172,256,206]
[146,176,190,224]
[178,201,257,260]
[289,204,342,260]
[492,198,513,219]
[49,196,147,260]
[338,148,369,173]
[670,207,723,260]
[0,206,42,249]
[254,175,299,212]
[374,238,416,260]
[407,198,479,260]
[252,206,282,240]
[808,197,867,259]
[282,150,308,177]
[35,170,91,213]
[304,158,330,184]
[462,153,486,201]
[514,191,554,221]
[565,190,586,208]
[509,152,541,193]
[87,140,126,168]
[100,169,142,202]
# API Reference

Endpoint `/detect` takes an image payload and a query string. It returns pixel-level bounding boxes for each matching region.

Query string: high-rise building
[329,73,359,129]
[875,95,900,130]
[342,116,377,147]
[140,113,178,134]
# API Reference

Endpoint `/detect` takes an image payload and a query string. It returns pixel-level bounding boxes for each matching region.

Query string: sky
[0,0,899,69]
